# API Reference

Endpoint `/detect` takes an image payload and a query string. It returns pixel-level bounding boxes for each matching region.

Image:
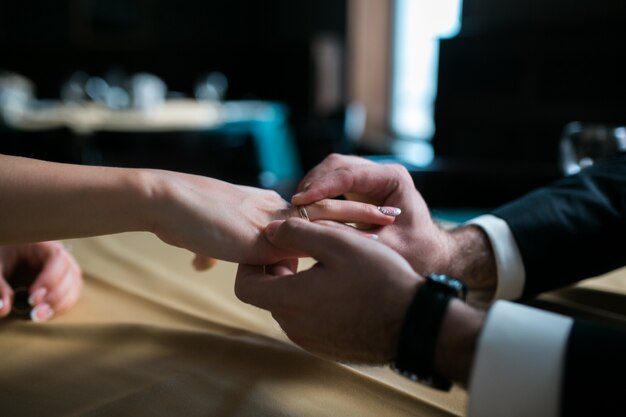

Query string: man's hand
[292,154,451,275]
[235,218,422,364]
[235,218,485,387]
[292,154,497,292]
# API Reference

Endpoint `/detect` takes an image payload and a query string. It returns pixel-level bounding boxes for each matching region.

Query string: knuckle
[284,217,305,230]
[388,163,409,177]
[335,165,353,175]
[312,199,333,211]
[267,190,282,200]
[388,164,413,184]
[281,217,309,237]
[334,167,354,186]
[327,153,343,163]
[256,189,282,204]
[367,203,381,216]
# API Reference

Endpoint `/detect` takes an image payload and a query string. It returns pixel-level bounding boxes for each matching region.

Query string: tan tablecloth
[2,232,625,416]
[0,233,467,417]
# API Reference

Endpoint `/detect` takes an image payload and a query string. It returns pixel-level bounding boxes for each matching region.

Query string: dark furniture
[415,0,626,208]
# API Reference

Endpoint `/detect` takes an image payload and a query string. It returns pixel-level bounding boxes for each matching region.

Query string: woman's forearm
[0,154,401,264]
[0,154,156,244]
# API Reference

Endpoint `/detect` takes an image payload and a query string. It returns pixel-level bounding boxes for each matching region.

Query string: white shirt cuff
[467,301,574,417]
[466,214,526,300]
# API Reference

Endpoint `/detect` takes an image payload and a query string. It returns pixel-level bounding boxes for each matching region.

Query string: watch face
[427,273,467,301]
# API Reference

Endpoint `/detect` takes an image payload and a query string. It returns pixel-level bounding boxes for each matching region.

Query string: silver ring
[298,206,310,221]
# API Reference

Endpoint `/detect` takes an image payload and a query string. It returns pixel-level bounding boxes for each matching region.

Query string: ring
[298,206,310,221]
[11,287,31,315]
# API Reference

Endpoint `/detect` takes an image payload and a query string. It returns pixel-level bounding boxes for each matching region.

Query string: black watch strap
[392,274,466,391]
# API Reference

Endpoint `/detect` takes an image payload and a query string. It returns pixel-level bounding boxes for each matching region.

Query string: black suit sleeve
[561,318,626,417]
[492,152,626,298]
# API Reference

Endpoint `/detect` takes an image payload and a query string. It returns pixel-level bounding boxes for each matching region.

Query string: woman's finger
[292,199,400,226]
[0,274,13,318]
[192,254,218,271]
[28,251,72,307]
[47,272,82,316]
[41,265,77,313]
[28,242,83,321]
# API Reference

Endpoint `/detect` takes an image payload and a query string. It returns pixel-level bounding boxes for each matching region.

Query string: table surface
[4,99,223,134]
[2,99,303,185]
[2,232,624,416]
[0,233,467,417]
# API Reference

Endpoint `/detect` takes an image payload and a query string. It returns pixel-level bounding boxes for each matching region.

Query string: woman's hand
[0,241,83,321]
[146,170,400,266]
[0,154,400,270]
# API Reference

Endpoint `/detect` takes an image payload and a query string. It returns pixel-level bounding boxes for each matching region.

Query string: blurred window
[391,0,463,140]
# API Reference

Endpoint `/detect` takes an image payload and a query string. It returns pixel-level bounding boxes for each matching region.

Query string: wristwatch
[391,273,467,391]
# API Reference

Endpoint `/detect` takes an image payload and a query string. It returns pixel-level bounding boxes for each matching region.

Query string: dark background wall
[0,0,347,119]
[0,0,348,190]
[419,0,626,207]
[3,0,625,207]
[435,0,626,164]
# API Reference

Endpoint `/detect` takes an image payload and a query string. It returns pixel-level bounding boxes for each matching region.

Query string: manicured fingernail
[378,206,402,216]
[0,299,4,310]
[369,234,379,240]
[291,192,304,200]
[30,303,54,322]
[28,287,47,306]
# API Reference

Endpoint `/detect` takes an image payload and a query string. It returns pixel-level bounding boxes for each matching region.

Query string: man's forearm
[0,155,155,244]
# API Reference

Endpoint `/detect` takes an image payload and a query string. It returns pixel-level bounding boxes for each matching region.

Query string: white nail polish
[28,287,47,307]
[0,299,4,310]
[30,303,54,322]
[377,206,402,216]
[370,234,379,240]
